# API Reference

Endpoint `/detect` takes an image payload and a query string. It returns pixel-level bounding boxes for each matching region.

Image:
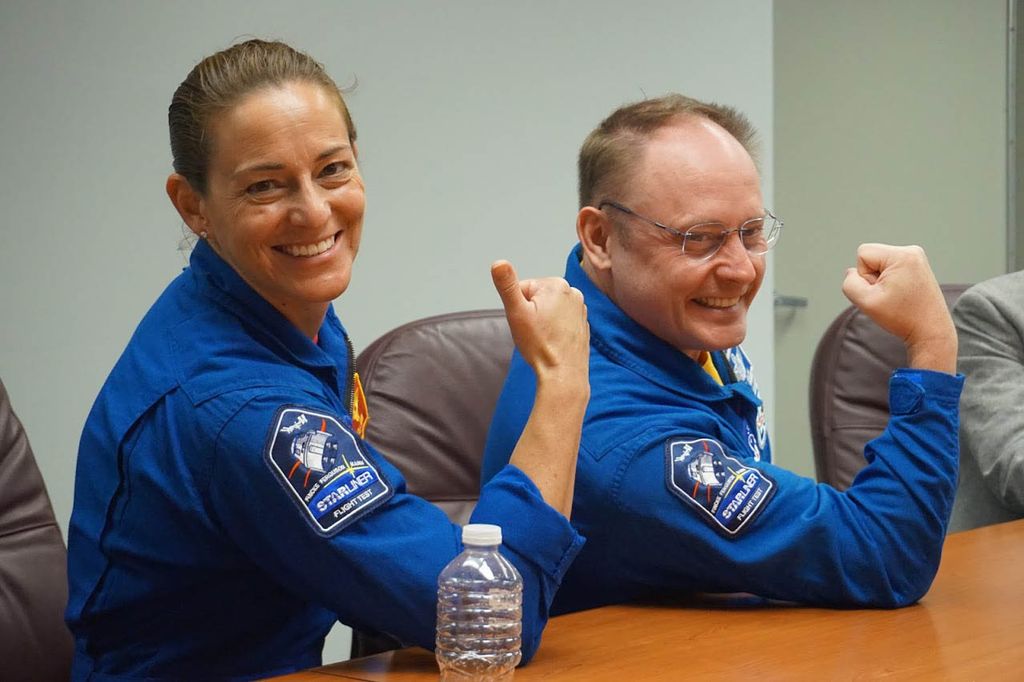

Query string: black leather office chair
[0,379,74,681]
[809,284,970,489]
[349,309,514,657]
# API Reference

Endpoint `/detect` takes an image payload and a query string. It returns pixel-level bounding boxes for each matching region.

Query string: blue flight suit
[66,240,584,681]
[482,244,963,614]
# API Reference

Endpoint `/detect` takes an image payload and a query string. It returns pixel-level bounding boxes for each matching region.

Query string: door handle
[774,293,808,308]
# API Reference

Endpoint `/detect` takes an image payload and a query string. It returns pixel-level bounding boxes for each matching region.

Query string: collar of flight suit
[565,243,762,409]
[187,239,351,379]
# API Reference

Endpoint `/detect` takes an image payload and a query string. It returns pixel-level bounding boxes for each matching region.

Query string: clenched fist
[842,244,957,374]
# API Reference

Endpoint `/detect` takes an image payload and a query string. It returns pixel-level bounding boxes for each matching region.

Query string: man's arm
[954,276,1024,512]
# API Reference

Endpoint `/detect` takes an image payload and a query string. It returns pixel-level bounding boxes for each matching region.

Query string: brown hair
[168,39,355,194]
[577,93,758,208]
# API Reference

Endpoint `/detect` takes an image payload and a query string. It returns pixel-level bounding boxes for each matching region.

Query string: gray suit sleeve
[954,276,1024,512]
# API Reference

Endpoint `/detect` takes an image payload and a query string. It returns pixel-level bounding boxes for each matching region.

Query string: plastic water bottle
[436,524,523,681]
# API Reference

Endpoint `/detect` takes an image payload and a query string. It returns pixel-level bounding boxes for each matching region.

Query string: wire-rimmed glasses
[598,200,783,262]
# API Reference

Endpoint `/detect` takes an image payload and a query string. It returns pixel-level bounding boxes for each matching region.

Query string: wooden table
[274,519,1024,680]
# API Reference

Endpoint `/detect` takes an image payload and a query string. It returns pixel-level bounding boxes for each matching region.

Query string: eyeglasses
[598,200,783,262]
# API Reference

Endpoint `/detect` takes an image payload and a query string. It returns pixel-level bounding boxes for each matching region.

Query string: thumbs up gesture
[491,260,590,388]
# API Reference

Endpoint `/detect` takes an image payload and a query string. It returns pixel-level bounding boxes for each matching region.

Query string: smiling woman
[167,81,365,337]
[64,39,590,681]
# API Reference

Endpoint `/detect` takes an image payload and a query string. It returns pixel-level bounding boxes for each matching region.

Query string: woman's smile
[275,231,341,259]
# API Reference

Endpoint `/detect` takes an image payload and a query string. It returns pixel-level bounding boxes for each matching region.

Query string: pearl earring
[200,231,208,240]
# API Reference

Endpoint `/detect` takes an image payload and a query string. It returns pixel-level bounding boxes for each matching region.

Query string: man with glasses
[481,94,963,612]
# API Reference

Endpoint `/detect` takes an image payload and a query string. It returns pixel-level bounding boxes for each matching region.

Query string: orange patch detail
[351,372,370,439]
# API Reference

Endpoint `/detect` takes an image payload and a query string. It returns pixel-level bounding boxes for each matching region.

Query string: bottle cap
[462,524,502,546]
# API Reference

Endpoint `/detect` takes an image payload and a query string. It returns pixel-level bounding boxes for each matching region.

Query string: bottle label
[265,405,393,536]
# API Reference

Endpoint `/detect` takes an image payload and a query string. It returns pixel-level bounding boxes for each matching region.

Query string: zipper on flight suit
[344,334,356,416]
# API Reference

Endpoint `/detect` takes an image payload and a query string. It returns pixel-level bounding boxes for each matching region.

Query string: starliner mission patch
[265,406,392,536]
[665,437,774,537]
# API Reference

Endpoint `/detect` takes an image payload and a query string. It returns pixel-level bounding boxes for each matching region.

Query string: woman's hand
[491,260,590,392]
[491,260,590,517]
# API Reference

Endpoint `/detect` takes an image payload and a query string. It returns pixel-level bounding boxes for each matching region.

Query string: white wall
[0,0,774,662]
[773,0,1009,477]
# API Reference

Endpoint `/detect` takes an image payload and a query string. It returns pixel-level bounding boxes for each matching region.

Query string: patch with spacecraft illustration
[265,406,392,536]
[665,437,774,537]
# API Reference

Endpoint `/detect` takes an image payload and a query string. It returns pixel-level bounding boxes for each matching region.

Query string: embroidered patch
[265,406,392,536]
[726,347,749,383]
[725,346,770,459]
[350,372,369,439]
[665,437,774,537]
[745,430,761,461]
[755,404,768,451]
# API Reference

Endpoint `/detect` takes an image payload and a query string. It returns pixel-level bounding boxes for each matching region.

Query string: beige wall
[1016,0,1024,270]
[774,0,1010,477]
